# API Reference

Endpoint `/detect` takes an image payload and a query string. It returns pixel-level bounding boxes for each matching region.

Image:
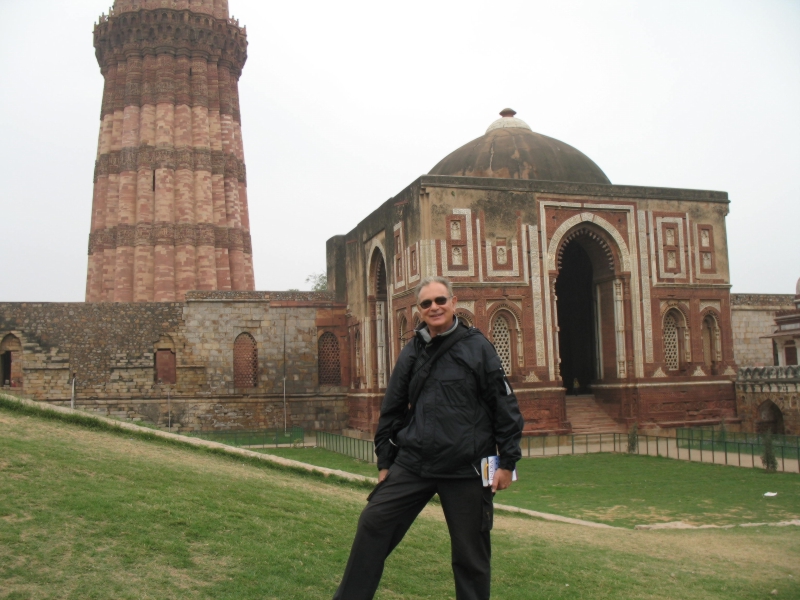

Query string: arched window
[663,308,691,372]
[456,311,473,328]
[663,312,680,370]
[154,335,176,384]
[492,314,512,375]
[233,333,258,388]
[318,332,341,386]
[701,314,720,368]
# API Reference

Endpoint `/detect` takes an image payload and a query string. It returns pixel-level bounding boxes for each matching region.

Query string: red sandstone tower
[86,0,255,302]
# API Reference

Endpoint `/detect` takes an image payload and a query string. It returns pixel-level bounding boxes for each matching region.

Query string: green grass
[2,404,800,599]
[252,447,800,528]
[255,447,379,478]
[508,453,800,527]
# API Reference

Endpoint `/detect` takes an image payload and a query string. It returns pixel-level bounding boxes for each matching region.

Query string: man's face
[418,282,457,336]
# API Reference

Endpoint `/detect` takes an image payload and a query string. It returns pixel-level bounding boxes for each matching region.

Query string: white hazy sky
[1,0,798,302]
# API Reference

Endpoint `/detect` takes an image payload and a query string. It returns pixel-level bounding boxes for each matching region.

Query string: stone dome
[428,109,611,184]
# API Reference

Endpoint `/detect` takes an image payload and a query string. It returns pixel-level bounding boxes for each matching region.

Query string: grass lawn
[256,447,379,478]
[255,447,800,528]
[1,405,799,599]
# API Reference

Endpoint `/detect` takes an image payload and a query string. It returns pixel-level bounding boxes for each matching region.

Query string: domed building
[328,109,739,435]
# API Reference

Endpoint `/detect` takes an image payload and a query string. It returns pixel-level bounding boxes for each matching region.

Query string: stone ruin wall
[0,293,349,433]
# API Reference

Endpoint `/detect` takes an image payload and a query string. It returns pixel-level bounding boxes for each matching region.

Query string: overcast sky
[1,0,798,302]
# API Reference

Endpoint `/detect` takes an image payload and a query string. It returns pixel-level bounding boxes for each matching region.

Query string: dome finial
[486,109,531,133]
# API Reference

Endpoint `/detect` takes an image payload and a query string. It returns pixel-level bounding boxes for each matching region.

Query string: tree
[306,272,327,291]
[627,422,638,454]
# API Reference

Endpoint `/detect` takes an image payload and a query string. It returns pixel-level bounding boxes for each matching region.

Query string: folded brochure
[481,456,518,487]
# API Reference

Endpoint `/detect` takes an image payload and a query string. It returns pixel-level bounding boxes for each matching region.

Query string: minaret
[86,0,255,302]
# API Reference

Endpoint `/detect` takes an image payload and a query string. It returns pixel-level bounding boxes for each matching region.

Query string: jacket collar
[415,317,459,344]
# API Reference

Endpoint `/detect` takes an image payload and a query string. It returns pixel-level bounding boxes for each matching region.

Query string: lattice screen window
[663,313,679,370]
[493,314,512,375]
[318,332,341,385]
[233,333,258,388]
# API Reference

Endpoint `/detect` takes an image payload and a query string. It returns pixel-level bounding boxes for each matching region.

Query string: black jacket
[374,322,524,478]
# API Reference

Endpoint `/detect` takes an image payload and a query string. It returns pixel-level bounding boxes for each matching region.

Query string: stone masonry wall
[731,294,794,366]
[0,292,349,432]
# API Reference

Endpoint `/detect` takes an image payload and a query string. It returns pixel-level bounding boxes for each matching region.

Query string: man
[333,276,524,600]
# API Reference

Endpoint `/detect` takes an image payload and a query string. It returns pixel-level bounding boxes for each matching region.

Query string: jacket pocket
[440,379,469,406]
[366,469,391,502]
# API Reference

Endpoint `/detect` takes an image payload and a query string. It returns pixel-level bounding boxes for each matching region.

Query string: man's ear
[451,295,458,308]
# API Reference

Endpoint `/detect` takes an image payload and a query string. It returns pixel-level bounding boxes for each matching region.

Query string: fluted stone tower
[86,0,254,302]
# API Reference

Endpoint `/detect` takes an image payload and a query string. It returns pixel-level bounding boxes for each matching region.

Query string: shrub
[761,431,778,473]
[627,422,638,454]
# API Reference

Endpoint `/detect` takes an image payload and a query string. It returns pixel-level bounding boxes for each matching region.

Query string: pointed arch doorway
[555,242,596,394]
[368,250,389,389]
[553,225,620,394]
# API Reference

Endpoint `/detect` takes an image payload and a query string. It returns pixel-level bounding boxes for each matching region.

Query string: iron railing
[188,427,306,448]
[313,431,800,473]
[317,431,377,463]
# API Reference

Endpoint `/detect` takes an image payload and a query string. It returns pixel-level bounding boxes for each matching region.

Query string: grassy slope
[1,408,799,599]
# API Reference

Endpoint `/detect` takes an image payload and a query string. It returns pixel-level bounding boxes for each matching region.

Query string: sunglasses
[418,296,450,309]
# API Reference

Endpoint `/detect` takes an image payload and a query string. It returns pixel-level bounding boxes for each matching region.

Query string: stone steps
[566,395,627,434]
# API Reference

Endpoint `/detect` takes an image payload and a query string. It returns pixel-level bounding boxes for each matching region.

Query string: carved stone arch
[366,241,388,295]
[660,301,690,324]
[486,301,523,327]
[700,310,722,369]
[547,212,631,273]
[556,225,616,273]
[756,399,785,435]
[455,309,475,328]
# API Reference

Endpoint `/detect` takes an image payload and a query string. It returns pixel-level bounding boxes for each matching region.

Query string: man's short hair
[414,276,454,304]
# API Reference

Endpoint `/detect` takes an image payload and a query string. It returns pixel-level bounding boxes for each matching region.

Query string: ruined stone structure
[329,110,739,436]
[0,292,349,432]
[735,279,800,434]
[86,0,255,303]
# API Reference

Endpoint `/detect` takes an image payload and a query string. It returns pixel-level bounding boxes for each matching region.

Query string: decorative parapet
[737,366,800,381]
[736,366,800,394]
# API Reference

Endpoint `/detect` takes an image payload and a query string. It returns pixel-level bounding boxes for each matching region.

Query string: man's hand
[378,468,390,483]
[491,468,513,492]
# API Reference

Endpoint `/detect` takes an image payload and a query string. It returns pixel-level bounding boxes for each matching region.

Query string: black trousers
[333,465,493,600]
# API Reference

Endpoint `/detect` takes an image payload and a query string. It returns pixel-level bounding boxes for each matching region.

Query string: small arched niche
[1,334,23,388]
[154,335,177,384]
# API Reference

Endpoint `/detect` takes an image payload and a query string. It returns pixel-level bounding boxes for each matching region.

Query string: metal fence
[188,427,305,448]
[313,430,800,473]
[317,431,377,463]
[676,427,800,452]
